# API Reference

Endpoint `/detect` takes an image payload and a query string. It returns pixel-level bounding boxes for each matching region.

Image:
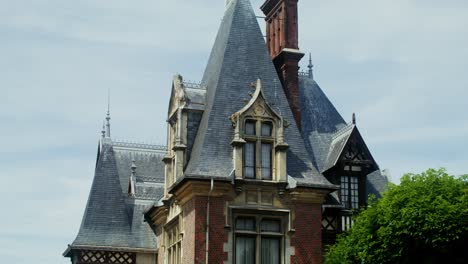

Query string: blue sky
[1,0,467,263]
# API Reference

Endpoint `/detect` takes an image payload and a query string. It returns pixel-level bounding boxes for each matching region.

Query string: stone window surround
[231,210,289,264]
[243,118,275,180]
[230,79,288,183]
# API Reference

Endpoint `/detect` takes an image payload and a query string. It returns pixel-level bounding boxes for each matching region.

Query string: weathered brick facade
[290,203,323,264]
[261,0,304,129]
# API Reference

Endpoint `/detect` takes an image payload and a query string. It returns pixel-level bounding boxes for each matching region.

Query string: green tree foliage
[325,168,468,264]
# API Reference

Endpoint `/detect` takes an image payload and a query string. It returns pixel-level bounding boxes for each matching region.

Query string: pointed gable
[322,124,379,173]
[184,0,332,188]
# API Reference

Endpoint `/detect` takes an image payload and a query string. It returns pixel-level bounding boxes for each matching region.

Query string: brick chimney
[261,0,304,129]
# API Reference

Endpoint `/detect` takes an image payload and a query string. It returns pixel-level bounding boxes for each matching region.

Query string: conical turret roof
[185,0,333,188]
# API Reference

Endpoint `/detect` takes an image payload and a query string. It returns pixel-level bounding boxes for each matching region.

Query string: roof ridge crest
[113,140,167,151]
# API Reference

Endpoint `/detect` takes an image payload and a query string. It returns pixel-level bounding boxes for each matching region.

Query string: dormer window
[230,79,288,183]
[243,120,273,180]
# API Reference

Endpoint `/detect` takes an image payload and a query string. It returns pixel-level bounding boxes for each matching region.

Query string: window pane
[236,237,256,264]
[261,219,281,232]
[244,142,255,178]
[245,120,256,135]
[261,122,272,137]
[340,176,349,208]
[261,143,272,180]
[350,176,359,208]
[341,175,359,209]
[261,237,280,264]
[236,217,256,231]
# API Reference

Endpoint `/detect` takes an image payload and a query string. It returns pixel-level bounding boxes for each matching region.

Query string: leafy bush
[325,168,468,264]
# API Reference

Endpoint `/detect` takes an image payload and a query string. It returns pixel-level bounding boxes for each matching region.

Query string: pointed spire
[308,53,314,79]
[352,113,356,125]
[105,90,111,138]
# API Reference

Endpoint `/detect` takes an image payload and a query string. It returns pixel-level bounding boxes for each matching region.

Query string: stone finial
[308,53,314,79]
[105,90,111,138]
[105,114,111,139]
[128,159,137,197]
[101,122,105,139]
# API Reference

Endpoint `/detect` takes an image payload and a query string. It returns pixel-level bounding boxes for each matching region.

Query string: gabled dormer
[230,79,288,183]
[164,75,206,194]
[322,122,379,210]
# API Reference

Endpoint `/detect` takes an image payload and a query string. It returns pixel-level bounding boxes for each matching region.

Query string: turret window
[243,120,273,180]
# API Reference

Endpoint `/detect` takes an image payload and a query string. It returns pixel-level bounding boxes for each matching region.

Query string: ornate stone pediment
[231,79,280,122]
[230,79,287,145]
[230,79,288,182]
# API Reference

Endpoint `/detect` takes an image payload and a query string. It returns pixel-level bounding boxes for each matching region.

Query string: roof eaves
[66,244,157,254]
[322,125,355,173]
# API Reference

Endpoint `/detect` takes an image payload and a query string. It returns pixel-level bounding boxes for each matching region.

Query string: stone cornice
[174,180,234,206]
[289,188,330,204]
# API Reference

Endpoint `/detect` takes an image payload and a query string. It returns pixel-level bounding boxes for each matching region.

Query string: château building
[64,0,388,263]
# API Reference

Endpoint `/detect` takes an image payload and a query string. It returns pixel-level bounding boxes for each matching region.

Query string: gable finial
[105,89,111,138]
[308,53,314,79]
[352,113,356,125]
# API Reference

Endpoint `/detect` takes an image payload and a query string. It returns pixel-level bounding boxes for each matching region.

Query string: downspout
[206,177,214,264]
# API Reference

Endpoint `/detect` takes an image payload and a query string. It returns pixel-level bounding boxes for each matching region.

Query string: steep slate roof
[299,74,388,199]
[185,0,334,189]
[67,140,165,253]
[299,76,347,171]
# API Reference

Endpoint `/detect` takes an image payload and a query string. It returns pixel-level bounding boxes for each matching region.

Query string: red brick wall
[280,59,301,128]
[207,197,229,263]
[193,196,206,264]
[170,196,228,264]
[261,0,303,129]
[290,202,323,264]
[192,196,228,264]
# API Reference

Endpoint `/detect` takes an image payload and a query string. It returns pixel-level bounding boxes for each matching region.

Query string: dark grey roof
[299,77,347,171]
[183,82,206,111]
[69,140,165,251]
[184,0,333,188]
[299,75,389,199]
